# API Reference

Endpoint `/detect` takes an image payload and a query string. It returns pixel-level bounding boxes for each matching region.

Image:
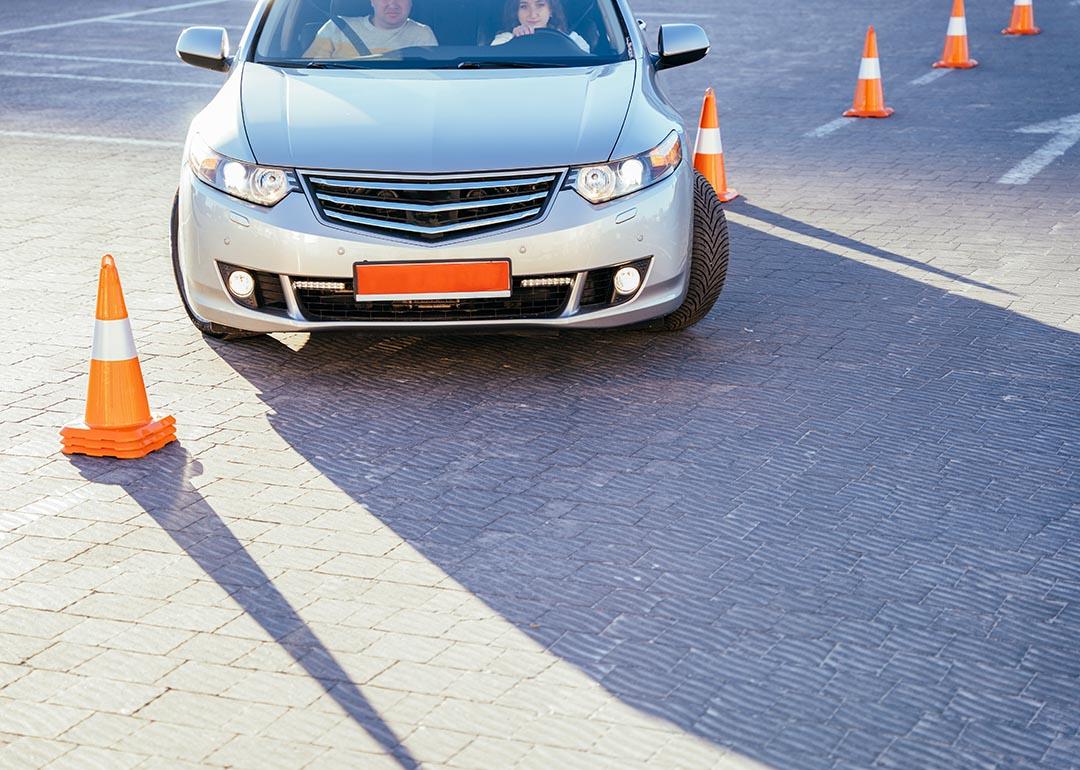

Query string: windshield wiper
[304,60,367,69]
[254,59,355,68]
[456,60,563,69]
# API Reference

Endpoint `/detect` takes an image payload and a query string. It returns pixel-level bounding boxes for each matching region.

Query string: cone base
[843,107,895,118]
[933,59,978,68]
[716,189,739,203]
[61,415,176,459]
[1002,27,1040,35]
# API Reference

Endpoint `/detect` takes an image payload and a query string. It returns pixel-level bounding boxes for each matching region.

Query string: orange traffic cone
[1003,0,1040,35]
[61,255,176,460]
[843,26,894,119]
[934,0,978,68]
[693,88,738,203]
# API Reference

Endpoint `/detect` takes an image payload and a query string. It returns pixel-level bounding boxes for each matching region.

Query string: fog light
[613,266,642,296]
[227,269,255,299]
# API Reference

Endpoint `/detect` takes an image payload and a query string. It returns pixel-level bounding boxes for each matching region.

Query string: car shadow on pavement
[69,450,421,770]
[198,218,1076,770]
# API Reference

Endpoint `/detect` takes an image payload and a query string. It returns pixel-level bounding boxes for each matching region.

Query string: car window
[254,0,630,68]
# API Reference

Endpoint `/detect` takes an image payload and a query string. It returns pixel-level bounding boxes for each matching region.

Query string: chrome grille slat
[302,170,562,242]
[324,207,544,236]
[315,190,548,214]
[307,174,557,192]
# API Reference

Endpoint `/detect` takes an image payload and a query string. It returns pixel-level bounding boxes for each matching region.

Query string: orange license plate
[354,260,512,301]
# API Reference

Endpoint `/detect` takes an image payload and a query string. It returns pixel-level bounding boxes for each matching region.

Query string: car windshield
[254,0,630,68]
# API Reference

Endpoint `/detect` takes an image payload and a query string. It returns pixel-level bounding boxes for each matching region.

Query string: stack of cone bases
[934,0,978,68]
[693,88,738,203]
[1003,0,1040,35]
[844,26,894,118]
[61,255,176,460]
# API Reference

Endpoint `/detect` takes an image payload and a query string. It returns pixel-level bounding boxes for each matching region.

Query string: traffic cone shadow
[843,26,894,119]
[60,255,176,459]
[68,450,420,769]
[693,88,739,203]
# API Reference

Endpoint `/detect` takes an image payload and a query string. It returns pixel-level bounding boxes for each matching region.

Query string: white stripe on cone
[1014,0,1031,6]
[91,319,138,362]
[694,127,723,156]
[858,57,882,80]
[947,16,968,36]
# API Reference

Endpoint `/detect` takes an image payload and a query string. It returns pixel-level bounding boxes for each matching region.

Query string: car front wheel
[650,171,730,332]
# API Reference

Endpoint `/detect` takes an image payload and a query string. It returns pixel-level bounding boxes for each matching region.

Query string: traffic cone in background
[693,88,738,202]
[843,27,894,119]
[61,255,176,460]
[1003,0,1040,35]
[934,0,978,68]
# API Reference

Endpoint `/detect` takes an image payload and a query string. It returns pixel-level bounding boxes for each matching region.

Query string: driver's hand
[512,24,537,37]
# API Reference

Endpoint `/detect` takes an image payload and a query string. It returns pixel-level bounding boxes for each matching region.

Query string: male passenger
[305,0,437,58]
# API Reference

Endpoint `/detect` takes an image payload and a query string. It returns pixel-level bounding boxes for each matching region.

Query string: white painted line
[0,0,230,37]
[634,12,716,19]
[0,130,182,148]
[805,117,853,139]
[910,69,951,86]
[998,113,1080,185]
[101,18,244,28]
[0,51,187,67]
[0,69,219,89]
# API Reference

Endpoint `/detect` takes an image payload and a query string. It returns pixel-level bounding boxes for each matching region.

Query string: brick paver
[1,0,1079,768]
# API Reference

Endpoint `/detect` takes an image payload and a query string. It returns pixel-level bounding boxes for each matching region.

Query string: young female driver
[490,0,590,52]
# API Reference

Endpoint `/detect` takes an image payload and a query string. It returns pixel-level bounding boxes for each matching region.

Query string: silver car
[172,0,730,339]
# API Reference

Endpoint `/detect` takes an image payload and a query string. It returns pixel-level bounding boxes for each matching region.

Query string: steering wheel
[530,27,574,42]
[504,26,583,55]
[329,14,371,56]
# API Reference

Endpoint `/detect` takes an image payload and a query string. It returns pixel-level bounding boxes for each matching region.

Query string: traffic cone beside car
[1003,0,1040,35]
[60,255,176,460]
[934,0,978,68]
[844,26,894,119]
[693,88,738,203]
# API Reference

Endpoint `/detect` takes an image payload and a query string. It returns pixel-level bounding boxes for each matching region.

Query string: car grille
[293,275,573,322]
[302,171,562,242]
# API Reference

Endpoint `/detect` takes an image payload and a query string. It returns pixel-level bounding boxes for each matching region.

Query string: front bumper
[175,162,693,332]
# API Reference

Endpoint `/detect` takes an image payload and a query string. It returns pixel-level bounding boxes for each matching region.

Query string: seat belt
[329,15,370,56]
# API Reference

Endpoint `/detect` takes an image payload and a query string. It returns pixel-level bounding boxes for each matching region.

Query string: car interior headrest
[330,0,374,18]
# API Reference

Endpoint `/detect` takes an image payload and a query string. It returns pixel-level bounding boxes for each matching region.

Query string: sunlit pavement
[1,1,1078,768]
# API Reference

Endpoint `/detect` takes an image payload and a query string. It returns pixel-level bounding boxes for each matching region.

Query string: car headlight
[188,134,297,206]
[568,131,683,205]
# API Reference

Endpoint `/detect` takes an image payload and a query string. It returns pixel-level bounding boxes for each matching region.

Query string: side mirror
[655,24,709,70]
[177,26,231,72]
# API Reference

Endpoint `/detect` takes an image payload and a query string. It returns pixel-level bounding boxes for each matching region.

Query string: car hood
[240,61,636,173]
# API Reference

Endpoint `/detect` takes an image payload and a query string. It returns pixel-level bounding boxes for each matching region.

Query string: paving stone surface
[0,0,1078,768]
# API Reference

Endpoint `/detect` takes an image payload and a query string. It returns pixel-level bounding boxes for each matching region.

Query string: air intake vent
[292,274,573,322]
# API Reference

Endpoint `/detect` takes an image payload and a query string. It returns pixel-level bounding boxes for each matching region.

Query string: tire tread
[651,172,731,331]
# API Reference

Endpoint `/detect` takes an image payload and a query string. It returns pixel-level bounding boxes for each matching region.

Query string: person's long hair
[503,0,569,33]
